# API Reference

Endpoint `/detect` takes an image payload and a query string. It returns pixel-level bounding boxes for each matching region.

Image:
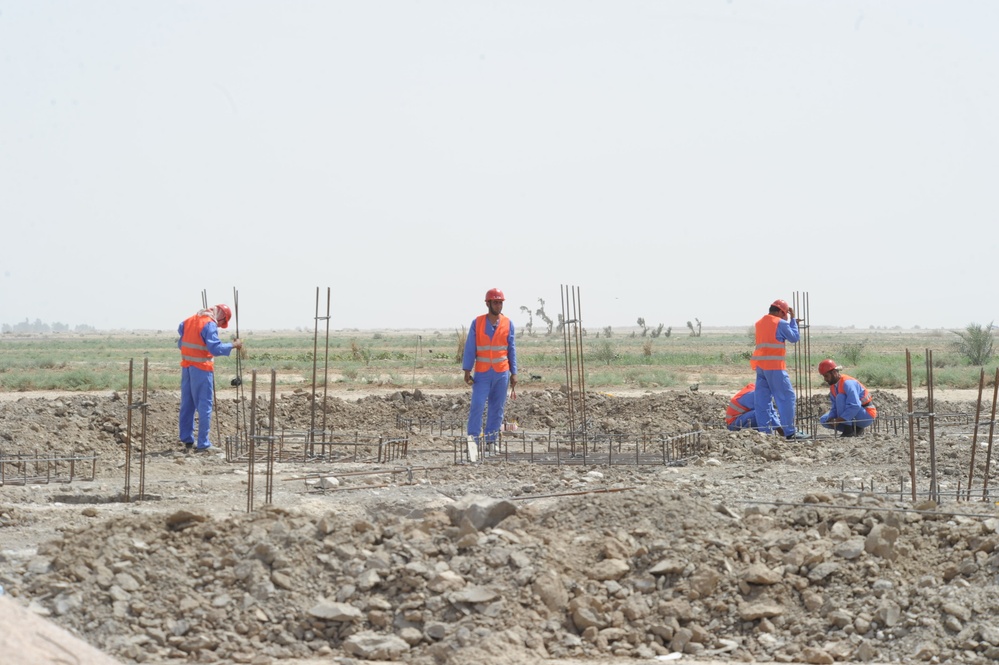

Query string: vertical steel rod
[247,369,257,513]
[139,357,149,499]
[927,349,938,503]
[967,368,986,500]
[124,359,133,502]
[982,368,999,501]
[266,369,277,505]
[906,349,916,501]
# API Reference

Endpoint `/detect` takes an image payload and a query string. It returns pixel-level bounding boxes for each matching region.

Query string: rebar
[982,368,999,502]
[123,357,150,501]
[560,285,587,458]
[966,368,986,500]
[266,368,276,504]
[0,451,97,486]
[906,349,917,501]
[229,287,249,462]
[247,369,257,513]
[454,428,703,466]
[926,349,938,503]
[310,287,332,456]
[791,291,814,437]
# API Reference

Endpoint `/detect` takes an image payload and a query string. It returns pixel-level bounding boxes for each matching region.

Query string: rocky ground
[2,385,999,664]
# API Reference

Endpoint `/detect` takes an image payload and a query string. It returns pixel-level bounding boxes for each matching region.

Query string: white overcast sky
[1,1,997,332]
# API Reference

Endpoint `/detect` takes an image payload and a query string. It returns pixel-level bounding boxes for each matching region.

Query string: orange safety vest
[831,374,877,419]
[473,314,511,374]
[725,383,755,426]
[179,313,215,371]
[751,315,786,371]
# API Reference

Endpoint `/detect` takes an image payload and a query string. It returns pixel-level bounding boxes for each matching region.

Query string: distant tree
[686,318,702,337]
[650,324,667,338]
[954,321,995,366]
[519,306,534,336]
[602,326,613,338]
[637,317,648,337]
[535,298,554,335]
[51,322,69,333]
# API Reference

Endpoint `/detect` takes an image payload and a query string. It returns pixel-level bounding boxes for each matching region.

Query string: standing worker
[725,382,775,431]
[178,304,243,452]
[818,359,877,437]
[751,299,809,440]
[463,288,517,451]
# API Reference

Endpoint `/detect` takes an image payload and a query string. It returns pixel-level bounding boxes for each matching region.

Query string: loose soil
[2,385,999,664]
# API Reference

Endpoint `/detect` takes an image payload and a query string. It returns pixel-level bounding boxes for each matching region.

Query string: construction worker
[178,304,243,452]
[462,288,517,450]
[725,382,775,431]
[750,299,809,439]
[818,359,877,437]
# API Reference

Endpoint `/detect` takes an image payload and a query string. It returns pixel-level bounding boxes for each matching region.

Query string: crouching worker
[818,359,877,437]
[725,383,775,431]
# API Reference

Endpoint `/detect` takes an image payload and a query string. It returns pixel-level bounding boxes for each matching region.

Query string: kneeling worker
[726,383,775,431]
[818,359,877,437]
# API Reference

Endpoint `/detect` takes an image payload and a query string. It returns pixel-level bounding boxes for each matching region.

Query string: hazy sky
[2,1,997,332]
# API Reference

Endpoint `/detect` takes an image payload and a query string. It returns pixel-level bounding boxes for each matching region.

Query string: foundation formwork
[226,429,409,465]
[0,450,98,486]
[454,429,704,466]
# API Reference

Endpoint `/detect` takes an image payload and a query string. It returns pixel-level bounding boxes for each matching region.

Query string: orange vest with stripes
[831,374,877,418]
[725,383,755,426]
[751,315,786,371]
[179,313,215,371]
[473,314,511,373]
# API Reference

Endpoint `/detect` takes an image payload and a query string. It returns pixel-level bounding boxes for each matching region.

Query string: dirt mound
[3,389,999,663]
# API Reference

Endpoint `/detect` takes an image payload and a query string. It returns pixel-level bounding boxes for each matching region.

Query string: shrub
[593,341,615,366]
[954,321,995,366]
[838,341,866,366]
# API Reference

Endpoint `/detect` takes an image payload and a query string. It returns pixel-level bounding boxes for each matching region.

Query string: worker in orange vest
[818,359,877,437]
[462,288,517,450]
[750,299,808,440]
[178,304,243,452]
[725,382,775,431]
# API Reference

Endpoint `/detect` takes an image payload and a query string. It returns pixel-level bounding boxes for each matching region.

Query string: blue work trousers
[820,410,875,434]
[467,369,510,443]
[727,412,758,431]
[180,366,215,448]
[754,367,797,436]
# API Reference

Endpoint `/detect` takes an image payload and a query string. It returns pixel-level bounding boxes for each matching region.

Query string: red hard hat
[215,304,232,328]
[818,359,841,375]
[771,299,789,315]
[485,288,505,302]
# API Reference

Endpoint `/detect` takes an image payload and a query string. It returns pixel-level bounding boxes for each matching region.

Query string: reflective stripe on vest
[180,313,214,371]
[473,314,511,373]
[751,315,786,370]
[831,374,877,418]
[725,383,755,425]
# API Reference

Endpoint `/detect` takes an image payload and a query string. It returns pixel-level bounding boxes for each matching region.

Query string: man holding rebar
[463,288,517,451]
[178,304,243,452]
[751,299,809,440]
[725,382,776,431]
[817,359,877,437]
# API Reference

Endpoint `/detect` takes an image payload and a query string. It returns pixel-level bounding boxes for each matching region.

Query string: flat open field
[0,326,984,395]
[2,327,998,664]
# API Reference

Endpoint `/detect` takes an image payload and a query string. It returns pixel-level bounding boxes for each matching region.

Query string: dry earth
[2,385,999,664]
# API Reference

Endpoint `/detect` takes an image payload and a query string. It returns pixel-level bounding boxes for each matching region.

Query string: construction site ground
[2,384,999,665]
